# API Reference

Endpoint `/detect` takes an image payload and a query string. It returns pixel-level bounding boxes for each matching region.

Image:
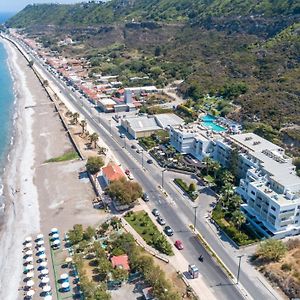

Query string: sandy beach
[0,38,107,300]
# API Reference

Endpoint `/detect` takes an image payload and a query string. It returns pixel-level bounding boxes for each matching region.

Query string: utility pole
[193,206,198,233]
[237,255,244,284]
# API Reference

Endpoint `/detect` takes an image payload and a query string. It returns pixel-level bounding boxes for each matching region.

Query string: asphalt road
[15,37,280,300]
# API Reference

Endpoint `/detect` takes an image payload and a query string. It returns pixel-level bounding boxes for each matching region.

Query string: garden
[125,210,174,256]
[174,178,198,201]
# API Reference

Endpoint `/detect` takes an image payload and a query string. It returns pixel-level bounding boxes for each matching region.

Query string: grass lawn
[45,150,79,162]
[174,178,198,201]
[203,175,215,184]
[125,211,173,255]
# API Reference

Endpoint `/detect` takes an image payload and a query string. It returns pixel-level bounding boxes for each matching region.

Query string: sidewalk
[124,202,217,300]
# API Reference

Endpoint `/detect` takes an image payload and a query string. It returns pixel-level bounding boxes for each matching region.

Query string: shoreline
[0,37,40,300]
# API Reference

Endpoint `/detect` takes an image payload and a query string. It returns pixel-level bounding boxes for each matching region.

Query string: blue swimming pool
[201,115,227,132]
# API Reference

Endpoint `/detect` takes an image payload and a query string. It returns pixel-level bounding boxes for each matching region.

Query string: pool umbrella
[37,240,44,246]
[39,253,46,260]
[26,290,35,297]
[24,242,32,249]
[36,233,44,240]
[52,240,60,245]
[26,280,34,287]
[65,257,72,263]
[25,250,33,256]
[41,269,49,275]
[44,295,52,300]
[25,236,32,242]
[26,264,34,271]
[26,271,34,278]
[61,282,70,289]
[41,277,50,284]
[43,285,51,292]
[60,273,68,280]
[51,228,58,234]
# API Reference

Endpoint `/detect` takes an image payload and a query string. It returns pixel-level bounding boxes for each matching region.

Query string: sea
[0,12,16,211]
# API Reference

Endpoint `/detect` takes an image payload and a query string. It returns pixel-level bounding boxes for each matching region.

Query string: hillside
[5,1,300,151]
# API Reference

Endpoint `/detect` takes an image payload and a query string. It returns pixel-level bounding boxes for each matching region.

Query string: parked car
[125,169,130,175]
[136,149,141,154]
[152,208,159,217]
[164,226,174,236]
[174,240,183,250]
[120,133,125,138]
[131,145,137,149]
[142,193,149,202]
[157,216,166,225]
[147,159,153,164]
[128,173,134,180]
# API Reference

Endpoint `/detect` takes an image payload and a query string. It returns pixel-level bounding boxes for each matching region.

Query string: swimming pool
[201,115,227,132]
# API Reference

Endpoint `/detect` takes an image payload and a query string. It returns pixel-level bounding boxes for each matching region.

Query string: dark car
[157,216,166,225]
[136,149,141,154]
[164,226,173,236]
[147,159,153,164]
[142,193,149,202]
[131,145,137,149]
[152,208,159,217]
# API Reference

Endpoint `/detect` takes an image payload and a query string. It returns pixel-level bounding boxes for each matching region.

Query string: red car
[174,240,183,250]
[125,169,130,175]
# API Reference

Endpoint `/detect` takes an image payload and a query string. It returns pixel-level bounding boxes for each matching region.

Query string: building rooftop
[155,113,184,129]
[102,163,125,182]
[111,254,130,271]
[98,98,116,106]
[125,116,161,132]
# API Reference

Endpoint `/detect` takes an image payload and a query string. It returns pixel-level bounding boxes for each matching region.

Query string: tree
[94,283,111,300]
[188,182,196,192]
[69,224,84,245]
[86,156,104,175]
[28,60,34,68]
[219,170,234,185]
[89,132,99,148]
[43,80,49,87]
[72,112,80,124]
[107,177,143,206]
[231,211,246,229]
[112,267,128,281]
[80,119,87,135]
[154,46,161,57]
[203,156,213,175]
[256,239,287,262]
[83,226,95,241]
[219,183,235,208]
[229,147,239,181]
[96,257,112,280]
[211,161,221,179]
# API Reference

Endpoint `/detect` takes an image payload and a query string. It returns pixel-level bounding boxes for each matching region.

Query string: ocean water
[0,12,15,24]
[0,38,15,205]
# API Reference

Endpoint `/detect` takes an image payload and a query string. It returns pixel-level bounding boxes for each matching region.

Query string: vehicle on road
[142,193,149,202]
[128,173,134,180]
[198,255,204,262]
[136,149,141,154]
[157,216,166,225]
[152,208,159,217]
[125,169,130,175]
[131,145,137,149]
[147,159,153,164]
[120,133,125,138]
[174,240,184,250]
[164,225,173,236]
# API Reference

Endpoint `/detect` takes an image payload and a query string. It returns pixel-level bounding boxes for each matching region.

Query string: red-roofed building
[102,163,125,185]
[111,254,130,271]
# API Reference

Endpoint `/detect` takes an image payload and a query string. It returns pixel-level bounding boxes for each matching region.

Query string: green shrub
[281,263,292,272]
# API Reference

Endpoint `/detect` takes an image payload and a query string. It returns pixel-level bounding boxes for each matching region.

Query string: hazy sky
[0,0,89,13]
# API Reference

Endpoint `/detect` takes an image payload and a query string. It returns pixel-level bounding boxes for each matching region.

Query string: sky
[0,0,89,13]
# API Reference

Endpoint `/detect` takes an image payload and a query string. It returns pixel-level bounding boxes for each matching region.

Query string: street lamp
[161,169,167,188]
[141,150,144,168]
[237,255,244,284]
[193,205,198,233]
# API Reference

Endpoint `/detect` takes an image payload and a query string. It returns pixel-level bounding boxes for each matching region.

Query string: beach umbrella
[51,233,59,239]
[26,290,35,297]
[43,285,51,292]
[24,242,32,249]
[26,271,34,278]
[60,273,68,280]
[61,282,70,289]
[25,256,33,263]
[52,240,60,245]
[25,236,32,242]
[39,253,47,260]
[25,250,33,256]
[41,269,49,275]
[44,295,52,300]
[65,257,72,263]
[26,264,34,271]
[41,277,50,284]
[37,240,44,246]
[37,246,46,252]
[26,280,34,287]
[36,233,44,240]
[51,228,58,234]
[40,261,47,267]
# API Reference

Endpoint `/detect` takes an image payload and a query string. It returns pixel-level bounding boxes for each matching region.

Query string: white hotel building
[170,125,300,238]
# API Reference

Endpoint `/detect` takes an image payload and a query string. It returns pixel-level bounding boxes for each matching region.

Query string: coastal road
[15,36,281,300]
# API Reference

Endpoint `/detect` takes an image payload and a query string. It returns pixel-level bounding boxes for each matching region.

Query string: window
[271,206,276,211]
[251,191,255,195]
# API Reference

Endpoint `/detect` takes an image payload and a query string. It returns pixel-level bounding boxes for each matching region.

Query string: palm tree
[220,170,234,185]
[72,112,80,124]
[203,156,213,175]
[89,133,99,149]
[232,211,246,229]
[220,182,235,208]
[166,145,176,158]
[211,161,221,179]
[80,120,87,135]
